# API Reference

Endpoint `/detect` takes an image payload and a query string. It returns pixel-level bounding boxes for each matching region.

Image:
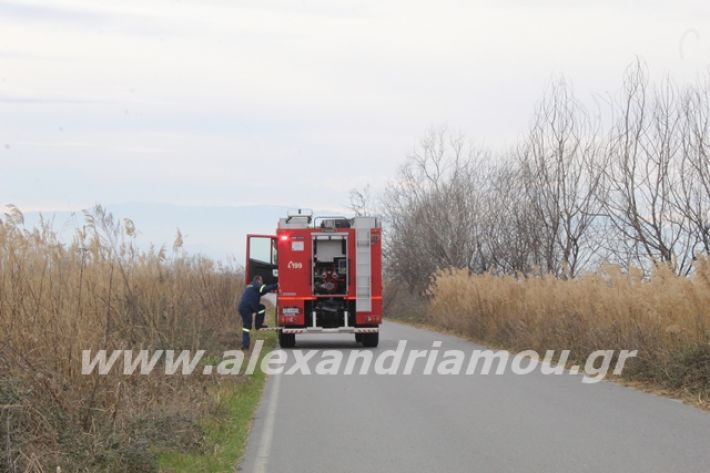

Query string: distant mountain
[21,203,346,264]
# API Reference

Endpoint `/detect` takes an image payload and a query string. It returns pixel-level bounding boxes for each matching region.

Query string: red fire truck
[245,209,382,348]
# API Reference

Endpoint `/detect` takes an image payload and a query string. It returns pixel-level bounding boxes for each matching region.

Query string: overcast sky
[3,0,710,212]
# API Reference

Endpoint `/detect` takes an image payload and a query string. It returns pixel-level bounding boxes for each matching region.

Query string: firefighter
[238,275,278,349]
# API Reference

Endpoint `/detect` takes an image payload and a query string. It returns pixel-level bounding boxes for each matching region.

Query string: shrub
[0,206,243,472]
[420,262,710,399]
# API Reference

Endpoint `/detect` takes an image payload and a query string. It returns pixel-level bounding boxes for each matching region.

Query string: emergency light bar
[287,208,313,218]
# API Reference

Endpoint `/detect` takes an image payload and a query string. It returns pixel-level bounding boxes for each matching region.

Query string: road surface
[238,320,710,473]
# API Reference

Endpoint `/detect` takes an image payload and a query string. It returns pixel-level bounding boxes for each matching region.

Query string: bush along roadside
[0,206,265,473]
[385,263,710,408]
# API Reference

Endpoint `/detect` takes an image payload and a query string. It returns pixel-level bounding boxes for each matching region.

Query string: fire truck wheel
[279,332,296,348]
[361,332,379,348]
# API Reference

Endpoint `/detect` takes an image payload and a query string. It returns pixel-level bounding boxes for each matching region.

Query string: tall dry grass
[424,263,710,400]
[0,206,243,473]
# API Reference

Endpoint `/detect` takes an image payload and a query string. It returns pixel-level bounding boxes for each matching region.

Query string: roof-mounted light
[286,208,313,224]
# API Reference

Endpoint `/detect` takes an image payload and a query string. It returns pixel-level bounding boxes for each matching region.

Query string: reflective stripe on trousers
[239,308,253,348]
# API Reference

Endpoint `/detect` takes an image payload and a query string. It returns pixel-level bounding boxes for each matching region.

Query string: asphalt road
[238,320,710,473]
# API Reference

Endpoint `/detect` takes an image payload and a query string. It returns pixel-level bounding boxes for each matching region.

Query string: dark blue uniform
[238,280,278,349]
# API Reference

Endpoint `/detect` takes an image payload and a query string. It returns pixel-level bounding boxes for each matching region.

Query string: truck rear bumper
[281,327,379,334]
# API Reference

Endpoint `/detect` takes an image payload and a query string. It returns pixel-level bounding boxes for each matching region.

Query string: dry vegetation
[386,265,710,405]
[381,62,710,290]
[0,206,244,473]
[377,62,710,405]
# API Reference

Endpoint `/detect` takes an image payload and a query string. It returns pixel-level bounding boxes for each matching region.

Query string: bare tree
[382,61,710,284]
[348,185,374,217]
[479,161,539,274]
[603,62,696,275]
[517,79,605,277]
[382,129,487,290]
[679,81,710,255]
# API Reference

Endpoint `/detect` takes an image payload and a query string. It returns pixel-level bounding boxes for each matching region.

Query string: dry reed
[0,206,243,473]
[424,263,710,401]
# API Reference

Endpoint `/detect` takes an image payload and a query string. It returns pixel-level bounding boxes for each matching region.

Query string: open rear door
[245,234,278,285]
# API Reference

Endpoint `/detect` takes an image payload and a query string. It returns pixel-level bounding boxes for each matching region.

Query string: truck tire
[279,332,296,348]
[355,333,363,343]
[361,332,379,348]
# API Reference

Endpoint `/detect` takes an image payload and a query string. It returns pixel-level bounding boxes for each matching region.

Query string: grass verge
[159,331,276,473]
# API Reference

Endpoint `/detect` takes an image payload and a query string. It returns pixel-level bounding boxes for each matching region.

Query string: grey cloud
[0,95,101,104]
[0,1,186,38]
[0,1,114,24]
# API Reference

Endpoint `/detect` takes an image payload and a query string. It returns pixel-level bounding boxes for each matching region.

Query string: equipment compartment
[312,234,348,295]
